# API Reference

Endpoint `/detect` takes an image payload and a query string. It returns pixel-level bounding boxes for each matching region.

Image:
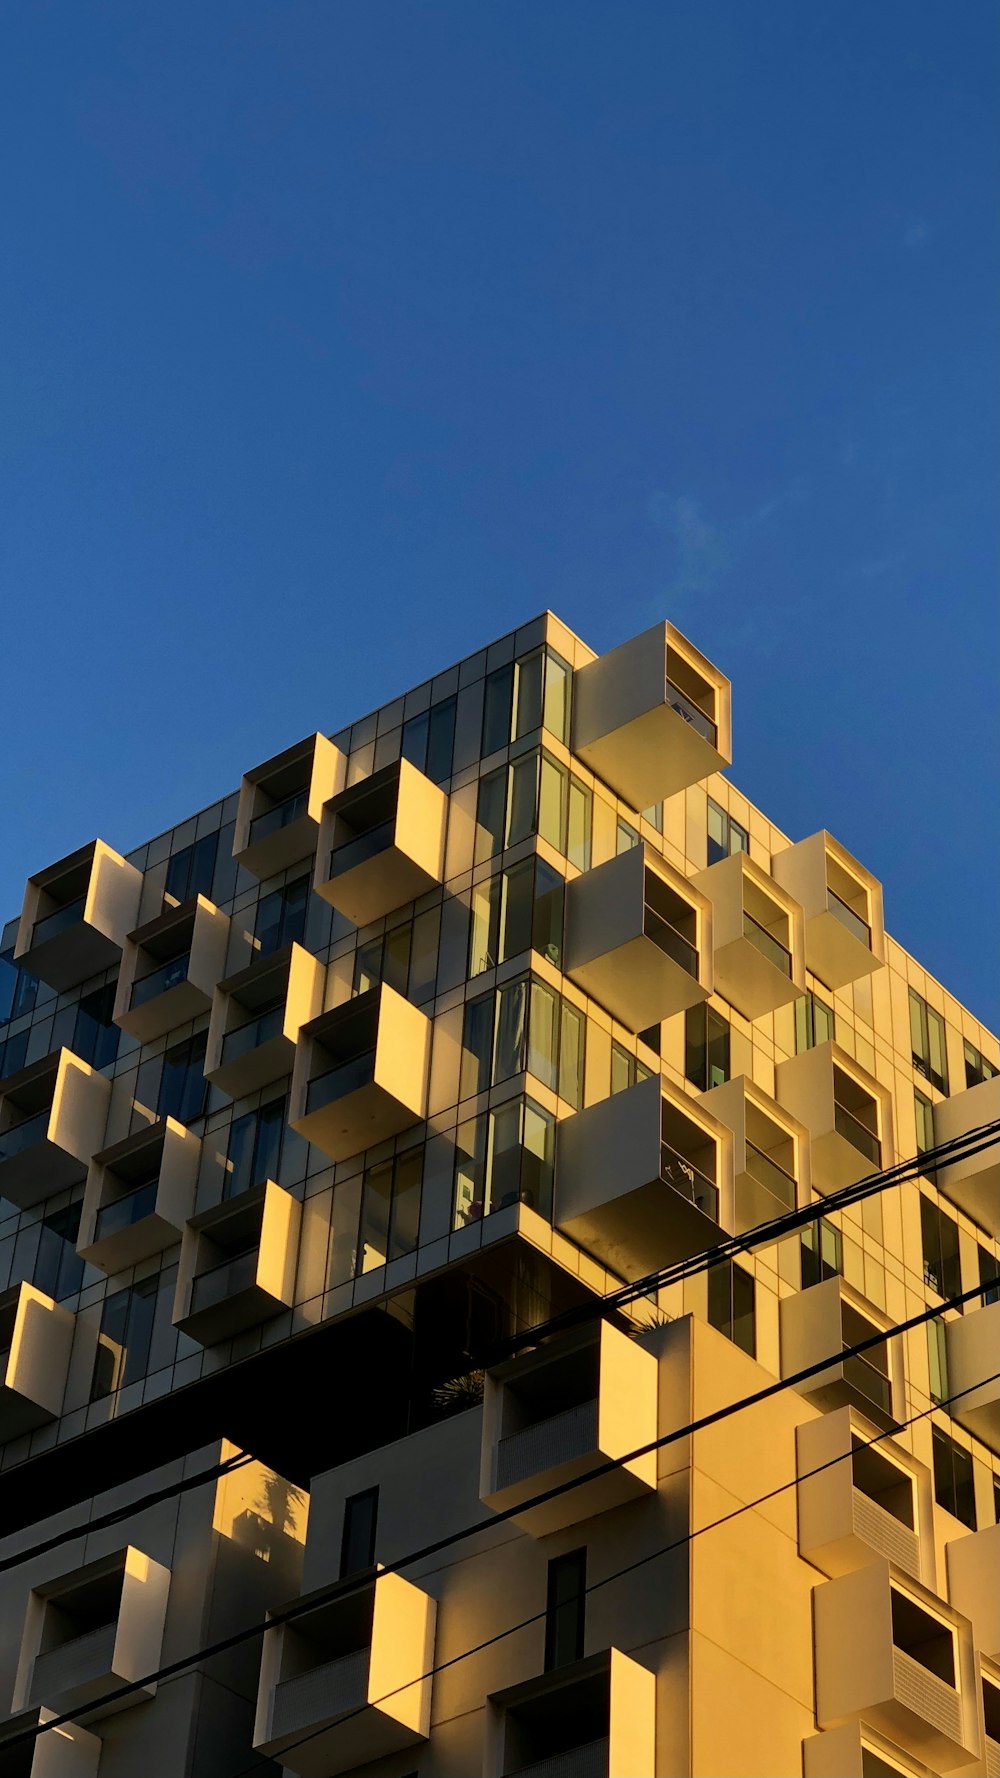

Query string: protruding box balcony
[781,1275,898,1427]
[932,1075,1000,1238]
[488,1647,656,1778]
[981,1659,1000,1778]
[115,895,243,1044]
[797,1407,928,1584]
[480,1322,657,1536]
[571,620,732,807]
[315,758,448,927]
[13,1547,170,1723]
[14,841,143,994]
[564,844,712,1032]
[776,1041,892,1193]
[771,831,885,989]
[947,1525,1000,1665]
[206,942,325,1101]
[813,1564,981,1772]
[0,1706,102,1776]
[0,1052,111,1211]
[702,1075,807,1233]
[556,1072,730,1276]
[78,1118,200,1274]
[692,852,805,1018]
[235,732,345,881]
[290,983,430,1164]
[173,1179,300,1346]
[944,1301,1000,1456]
[803,1719,956,1778]
[0,1283,74,1444]
[253,1571,436,1778]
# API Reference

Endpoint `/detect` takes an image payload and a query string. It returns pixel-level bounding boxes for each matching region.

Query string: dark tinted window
[544,1548,586,1671]
[165,831,219,905]
[158,1033,208,1124]
[340,1487,379,1577]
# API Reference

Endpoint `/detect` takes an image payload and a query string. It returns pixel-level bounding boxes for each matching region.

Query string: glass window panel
[814,995,835,1045]
[513,652,543,740]
[460,996,493,1100]
[360,1161,393,1273]
[469,880,500,977]
[611,1040,633,1097]
[454,1115,487,1228]
[731,1266,756,1356]
[914,1090,934,1156]
[158,1034,208,1124]
[927,1008,948,1093]
[92,1289,129,1399]
[707,799,727,866]
[507,755,539,846]
[559,1003,584,1109]
[527,982,559,1091]
[482,664,514,756]
[382,924,412,995]
[542,651,571,743]
[545,1549,586,1671]
[538,755,567,851]
[426,696,457,784]
[495,979,528,1083]
[340,1487,379,1577]
[486,1100,522,1213]
[400,708,429,772]
[521,1101,555,1220]
[225,1113,256,1200]
[474,770,506,864]
[927,1318,948,1404]
[567,779,591,870]
[616,819,639,854]
[211,821,240,907]
[354,938,383,997]
[409,907,440,1004]
[122,1277,158,1386]
[390,1150,422,1260]
[500,861,534,962]
[532,861,565,966]
[254,1097,285,1188]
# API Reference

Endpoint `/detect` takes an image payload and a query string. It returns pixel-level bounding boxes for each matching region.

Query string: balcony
[488,1648,655,1778]
[802,1719,954,1777]
[776,1042,892,1193]
[480,1322,657,1535]
[78,1117,200,1273]
[557,1072,729,1276]
[692,851,805,1019]
[981,1661,1000,1778]
[943,1299,1000,1456]
[253,1571,435,1778]
[813,1564,980,1771]
[206,941,325,1100]
[290,983,430,1163]
[571,620,731,806]
[702,1076,807,1233]
[235,731,346,880]
[0,1283,75,1444]
[0,1051,111,1211]
[0,1705,101,1777]
[947,1525,1000,1664]
[781,1276,898,1427]
[796,1407,927,1584]
[564,844,711,1032]
[315,758,449,927]
[14,841,143,993]
[173,1179,300,1346]
[932,1075,1000,1238]
[771,830,885,989]
[115,895,245,1044]
[14,1547,171,1722]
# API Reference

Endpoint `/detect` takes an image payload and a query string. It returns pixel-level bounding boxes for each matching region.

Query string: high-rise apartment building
[0,611,996,1778]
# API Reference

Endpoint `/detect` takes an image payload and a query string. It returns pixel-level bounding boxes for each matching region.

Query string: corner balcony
[13,840,143,993]
[0,1051,111,1211]
[173,1179,300,1346]
[947,1525,999,1665]
[315,758,448,928]
[14,1547,171,1722]
[115,895,244,1044]
[945,1300,1000,1455]
[571,620,732,807]
[0,1283,75,1444]
[206,941,325,1101]
[813,1564,980,1772]
[235,732,346,880]
[780,1275,898,1427]
[692,851,805,1019]
[480,1322,657,1536]
[771,830,885,989]
[254,1571,436,1778]
[702,1075,807,1233]
[796,1407,927,1583]
[564,844,712,1032]
[290,983,430,1163]
[776,1041,892,1193]
[488,1647,656,1778]
[78,1117,200,1274]
[556,1072,730,1276]
[932,1075,1000,1238]
[0,1706,102,1776]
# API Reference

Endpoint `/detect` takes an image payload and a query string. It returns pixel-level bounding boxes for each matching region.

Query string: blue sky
[2,2,996,1024]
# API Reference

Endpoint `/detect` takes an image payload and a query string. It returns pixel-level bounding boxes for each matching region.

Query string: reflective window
[801,1217,842,1288]
[708,1261,756,1356]
[453,1097,555,1228]
[979,1245,1000,1308]
[616,818,639,854]
[256,873,309,957]
[545,1548,586,1671]
[909,991,949,1095]
[795,991,836,1053]
[610,1040,654,1097]
[225,1097,286,1200]
[685,1004,730,1090]
[920,1196,961,1300]
[72,983,119,1071]
[932,1426,976,1529]
[707,799,748,867]
[474,751,591,870]
[165,832,218,906]
[964,1040,997,1090]
[90,1277,158,1399]
[402,694,457,786]
[158,1033,208,1124]
[358,1149,422,1272]
[34,1204,85,1301]
[0,949,38,1028]
[914,1089,934,1156]
[340,1488,379,1577]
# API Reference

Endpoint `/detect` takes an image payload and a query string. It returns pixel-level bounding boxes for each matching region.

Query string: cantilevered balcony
[0,1052,111,1211]
[14,1548,171,1723]
[556,1072,730,1276]
[945,1300,1000,1455]
[290,983,431,1163]
[771,830,885,990]
[781,1275,898,1427]
[488,1648,656,1778]
[480,1323,657,1536]
[78,1118,200,1273]
[206,941,325,1100]
[0,1705,101,1776]
[947,1525,1000,1665]
[564,844,712,1032]
[692,852,805,1019]
[115,895,246,1044]
[254,1571,436,1778]
[796,1407,928,1584]
[571,620,732,807]
[932,1075,1000,1238]
[702,1075,808,1233]
[803,1719,957,1778]
[315,758,448,927]
[173,1179,300,1346]
[776,1042,892,1193]
[14,841,143,993]
[235,732,345,880]
[981,1660,1000,1778]
[0,1283,75,1444]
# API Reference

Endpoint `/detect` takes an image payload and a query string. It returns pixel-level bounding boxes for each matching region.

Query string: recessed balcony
[173,1179,300,1346]
[235,732,346,880]
[932,1075,1000,1238]
[692,852,805,1018]
[206,942,325,1101]
[0,1283,75,1444]
[564,844,712,1032]
[771,830,885,990]
[702,1075,807,1232]
[945,1300,1000,1455]
[14,1547,171,1723]
[796,1407,927,1584]
[78,1117,200,1274]
[571,620,732,806]
[488,1648,656,1778]
[253,1571,436,1778]
[314,758,448,927]
[776,1041,892,1193]
[290,983,431,1163]
[480,1322,657,1536]
[556,1072,730,1276]
[115,895,245,1044]
[14,841,143,993]
[0,1051,111,1211]
[781,1275,898,1427]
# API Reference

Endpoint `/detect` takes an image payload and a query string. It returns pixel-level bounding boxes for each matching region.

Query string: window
[801,1217,843,1288]
[914,1089,934,1157]
[164,831,219,906]
[616,818,639,855]
[34,1205,85,1301]
[90,1278,158,1399]
[402,694,457,786]
[544,1549,586,1671]
[909,991,948,1095]
[340,1487,379,1576]
[453,1097,555,1228]
[927,1317,948,1406]
[707,799,748,867]
[358,1149,422,1272]
[482,649,572,758]
[684,1004,730,1091]
[468,857,565,976]
[475,751,592,871]
[979,1245,1000,1308]
[920,1197,961,1300]
[0,949,38,1027]
[0,1028,29,1081]
[932,1426,976,1529]
[255,873,309,958]
[225,1097,286,1200]
[461,976,584,1108]
[795,991,835,1053]
[354,905,441,1006]
[964,1040,997,1090]
[157,1033,208,1124]
[707,1262,756,1356]
[72,983,119,1071]
[610,1041,653,1097]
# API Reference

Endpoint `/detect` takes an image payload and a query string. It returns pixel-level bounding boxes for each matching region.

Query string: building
[0,610,996,1778]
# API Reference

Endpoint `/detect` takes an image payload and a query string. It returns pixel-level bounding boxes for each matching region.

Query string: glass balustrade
[327,819,395,879]
[643,905,698,976]
[249,788,309,845]
[221,1003,285,1065]
[834,1101,881,1164]
[744,1140,796,1209]
[0,1108,50,1163]
[665,677,717,744]
[130,952,191,1011]
[189,1246,259,1315]
[827,887,872,946]
[31,897,87,946]
[305,1050,376,1116]
[742,910,792,975]
[94,1177,160,1241]
[842,1346,893,1415]
[660,1143,718,1219]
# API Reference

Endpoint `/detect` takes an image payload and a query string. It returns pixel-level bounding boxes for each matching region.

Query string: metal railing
[827,887,871,947]
[31,896,87,946]
[94,1178,160,1242]
[189,1247,259,1316]
[742,910,792,975]
[130,952,191,1010]
[851,1488,920,1578]
[327,819,395,880]
[270,1646,369,1740]
[249,788,309,845]
[0,1108,50,1163]
[744,1141,796,1209]
[834,1101,881,1165]
[842,1347,892,1415]
[660,1144,718,1220]
[494,1399,599,1492]
[892,1647,962,1746]
[507,1737,610,1778]
[665,677,717,745]
[221,1004,286,1065]
[985,1734,1000,1778]
[305,1051,375,1116]
[643,905,698,977]
[29,1622,118,1706]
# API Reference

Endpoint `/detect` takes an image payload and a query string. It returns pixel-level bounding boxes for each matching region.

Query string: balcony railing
[643,905,698,977]
[986,1734,1000,1778]
[220,1003,285,1066]
[29,1622,118,1706]
[660,1144,718,1220]
[834,1101,881,1165]
[0,1108,50,1163]
[94,1177,160,1242]
[842,1347,892,1415]
[495,1398,600,1492]
[742,910,792,975]
[851,1488,920,1577]
[31,897,87,946]
[827,888,871,947]
[744,1140,796,1209]
[327,819,395,880]
[270,1646,369,1741]
[305,1050,376,1117]
[130,952,191,1010]
[665,677,717,745]
[506,1737,610,1778]
[249,789,309,846]
[891,1647,962,1745]
[189,1247,259,1316]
